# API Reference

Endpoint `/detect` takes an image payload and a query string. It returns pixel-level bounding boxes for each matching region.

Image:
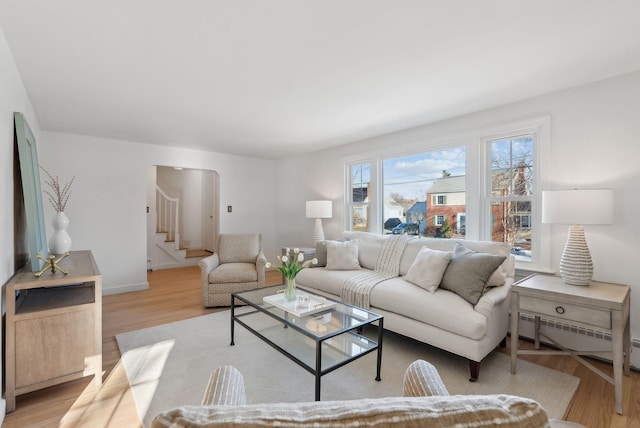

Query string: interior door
[202,171,216,252]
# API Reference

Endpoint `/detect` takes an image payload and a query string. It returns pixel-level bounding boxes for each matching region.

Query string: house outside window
[426,174,466,238]
[488,135,534,261]
[380,148,465,236]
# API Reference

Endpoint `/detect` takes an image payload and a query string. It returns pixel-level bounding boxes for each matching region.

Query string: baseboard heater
[513,313,639,371]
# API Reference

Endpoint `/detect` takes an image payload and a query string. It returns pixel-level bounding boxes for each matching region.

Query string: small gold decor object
[34,252,70,277]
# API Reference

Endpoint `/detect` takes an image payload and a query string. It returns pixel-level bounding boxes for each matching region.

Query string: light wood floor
[3,266,639,427]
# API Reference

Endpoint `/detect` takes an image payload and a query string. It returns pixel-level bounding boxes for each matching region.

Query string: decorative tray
[263,292,336,317]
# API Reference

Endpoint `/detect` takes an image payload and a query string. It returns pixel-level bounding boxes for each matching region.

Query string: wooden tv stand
[5,250,102,412]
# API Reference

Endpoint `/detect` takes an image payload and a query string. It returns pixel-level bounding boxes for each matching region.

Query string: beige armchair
[199,234,267,307]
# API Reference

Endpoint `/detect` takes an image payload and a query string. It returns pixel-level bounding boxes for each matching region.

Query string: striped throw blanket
[341,235,409,309]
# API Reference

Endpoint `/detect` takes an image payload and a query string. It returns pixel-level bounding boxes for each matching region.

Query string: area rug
[116,310,579,427]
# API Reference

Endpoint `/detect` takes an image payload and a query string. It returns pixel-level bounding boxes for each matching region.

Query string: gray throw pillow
[440,242,506,305]
[315,241,328,267]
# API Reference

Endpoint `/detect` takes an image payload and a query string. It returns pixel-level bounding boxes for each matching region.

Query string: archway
[146,165,219,270]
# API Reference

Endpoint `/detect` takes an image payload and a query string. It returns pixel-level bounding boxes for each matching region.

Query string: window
[348,162,371,232]
[433,195,447,205]
[488,135,534,261]
[381,148,465,236]
[344,116,549,270]
[517,214,531,229]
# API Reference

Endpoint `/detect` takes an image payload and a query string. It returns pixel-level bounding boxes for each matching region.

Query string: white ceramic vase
[49,211,72,254]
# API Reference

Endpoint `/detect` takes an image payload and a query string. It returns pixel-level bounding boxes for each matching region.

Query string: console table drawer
[519,296,611,329]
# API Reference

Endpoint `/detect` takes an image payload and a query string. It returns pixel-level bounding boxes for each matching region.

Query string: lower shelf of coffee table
[235,309,378,373]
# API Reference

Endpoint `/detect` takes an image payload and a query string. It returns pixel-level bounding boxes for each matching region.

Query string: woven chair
[199,233,267,307]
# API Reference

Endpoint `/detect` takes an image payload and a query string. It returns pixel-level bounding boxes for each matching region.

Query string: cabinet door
[15,309,95,389]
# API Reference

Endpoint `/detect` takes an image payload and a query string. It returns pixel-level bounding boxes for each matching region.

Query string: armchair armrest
[199,253,220,274]
[198,254,220,285]
[403,360,449,397]
[202,366,246,406]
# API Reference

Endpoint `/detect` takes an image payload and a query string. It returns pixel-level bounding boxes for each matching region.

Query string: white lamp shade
[306,200,332,219]
[542,189,613,225]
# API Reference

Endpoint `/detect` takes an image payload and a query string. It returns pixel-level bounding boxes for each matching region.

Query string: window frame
[480,116,551,272]
[343,115,551,273]
[345,159,375,233]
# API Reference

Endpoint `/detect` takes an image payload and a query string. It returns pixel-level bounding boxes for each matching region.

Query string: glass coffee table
[231,284,384,401]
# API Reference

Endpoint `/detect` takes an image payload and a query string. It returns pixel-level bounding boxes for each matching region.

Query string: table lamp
[542,189,613,285]
[306,200,332,244]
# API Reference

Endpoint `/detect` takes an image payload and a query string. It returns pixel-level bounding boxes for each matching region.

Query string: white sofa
[295,231,515,381]
[152,360,553,427]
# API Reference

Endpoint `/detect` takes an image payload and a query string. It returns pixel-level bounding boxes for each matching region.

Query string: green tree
[440,218,453,238]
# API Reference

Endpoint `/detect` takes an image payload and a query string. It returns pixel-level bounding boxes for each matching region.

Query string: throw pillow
[325,240,361,271]
[404,246,452,293]
[440,242,506,305]
[315,238,350,267]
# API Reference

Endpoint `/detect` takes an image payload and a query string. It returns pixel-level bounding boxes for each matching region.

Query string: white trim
[102,281,149,295]
[480,115,551,272]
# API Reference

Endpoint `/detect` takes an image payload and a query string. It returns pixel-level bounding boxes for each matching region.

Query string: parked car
[510,246,526,255]
[392,222,419,235]
[384,217,402,230]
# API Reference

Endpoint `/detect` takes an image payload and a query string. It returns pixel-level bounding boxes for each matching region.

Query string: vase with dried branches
[40,166,75,254]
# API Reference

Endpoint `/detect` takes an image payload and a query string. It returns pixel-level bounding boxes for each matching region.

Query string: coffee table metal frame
[231,284,383,401]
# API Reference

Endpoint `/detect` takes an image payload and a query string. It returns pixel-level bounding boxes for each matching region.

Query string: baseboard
[102,281,149,296]
[513,313,639,370]
[0,398,5,422]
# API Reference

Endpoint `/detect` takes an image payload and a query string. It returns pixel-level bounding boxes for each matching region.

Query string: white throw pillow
[325,240,361,271]
[404,246,452,293]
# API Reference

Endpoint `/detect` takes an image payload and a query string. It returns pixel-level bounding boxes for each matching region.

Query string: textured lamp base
[559,225,593,286]
[312,218,325,244]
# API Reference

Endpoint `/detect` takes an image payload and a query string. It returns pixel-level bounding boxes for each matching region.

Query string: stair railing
[156,186,180,250]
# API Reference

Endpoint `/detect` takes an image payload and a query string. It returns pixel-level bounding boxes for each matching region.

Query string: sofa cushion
[152,395,549,427]
[440,243,506,305]
[370,277,487,339]
[404,246,451,293]
[208,263,257,284]
[343,231,387,270]
[326,240,361,270]
[296,267,365,296]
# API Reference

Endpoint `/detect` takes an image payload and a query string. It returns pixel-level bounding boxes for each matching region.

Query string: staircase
[152,186,211,270]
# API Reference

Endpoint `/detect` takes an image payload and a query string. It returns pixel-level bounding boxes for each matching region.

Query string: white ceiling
[2,1,640,159]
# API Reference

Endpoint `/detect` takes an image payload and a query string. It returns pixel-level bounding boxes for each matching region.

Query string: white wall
[276,70,640,368]
[0,24,43,422]
[38,132,278,295]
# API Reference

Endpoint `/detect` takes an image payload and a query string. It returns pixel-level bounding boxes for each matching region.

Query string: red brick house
[426,175,466,237]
